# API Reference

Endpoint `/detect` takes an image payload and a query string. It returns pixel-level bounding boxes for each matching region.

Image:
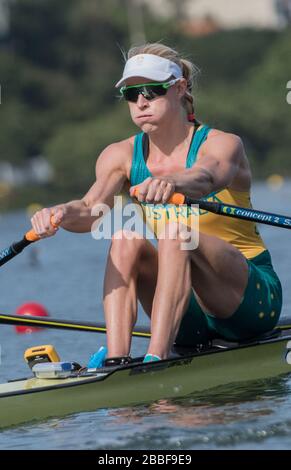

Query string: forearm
[171,167,215,199]
[58,199,101,233]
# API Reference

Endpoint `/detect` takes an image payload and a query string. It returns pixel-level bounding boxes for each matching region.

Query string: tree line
[0,0,290,209]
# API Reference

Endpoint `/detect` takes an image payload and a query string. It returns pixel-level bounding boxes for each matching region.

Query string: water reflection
[108,375,291,429]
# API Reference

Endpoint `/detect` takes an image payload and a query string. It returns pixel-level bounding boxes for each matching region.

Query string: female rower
[31,43,282,363]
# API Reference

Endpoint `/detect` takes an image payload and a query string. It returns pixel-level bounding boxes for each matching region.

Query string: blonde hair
[126,43,200,123]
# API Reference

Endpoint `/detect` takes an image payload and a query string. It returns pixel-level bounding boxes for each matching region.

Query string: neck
[146,113,194,159]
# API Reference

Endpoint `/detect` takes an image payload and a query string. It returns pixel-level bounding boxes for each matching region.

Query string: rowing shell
[1,325,291,429]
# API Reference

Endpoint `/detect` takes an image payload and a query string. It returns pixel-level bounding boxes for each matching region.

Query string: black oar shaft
[0,237,34,267]
[0,246,17,267]
[0,313,151,338]
[184,197,291,230]
[135,190,291,230]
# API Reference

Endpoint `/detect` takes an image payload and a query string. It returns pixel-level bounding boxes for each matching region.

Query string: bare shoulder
[199,128,252,191]
[201,129,245,160]
[95,136,135,179]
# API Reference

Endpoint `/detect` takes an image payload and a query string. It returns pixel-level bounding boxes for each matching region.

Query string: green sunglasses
[120,78,180,102]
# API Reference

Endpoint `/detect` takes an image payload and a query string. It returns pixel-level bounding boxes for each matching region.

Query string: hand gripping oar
[0,217,58,268]
[133,190,291,229]
[3,191,290,269]
[0,228,40,268]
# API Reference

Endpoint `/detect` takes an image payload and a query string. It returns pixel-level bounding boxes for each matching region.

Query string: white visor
[115,53,183,88]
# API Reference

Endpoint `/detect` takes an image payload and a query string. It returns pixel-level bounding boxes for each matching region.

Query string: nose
[136,92,149,108]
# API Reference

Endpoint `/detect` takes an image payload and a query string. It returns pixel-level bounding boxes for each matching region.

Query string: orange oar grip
[25,216,59,243]
[168,193,186,205]
[25,229,40,242]
[132,188,186,205]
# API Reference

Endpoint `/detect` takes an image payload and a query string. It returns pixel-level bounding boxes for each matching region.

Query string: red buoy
[15,302,49,334]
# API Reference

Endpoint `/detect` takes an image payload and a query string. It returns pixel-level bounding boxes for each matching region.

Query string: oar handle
[25,229,41,242]
[0,216,60,268]
[132,188,291,229]
[162,193,218,211]
[132,188,186,205]
[132,188,217,209]
[25,216,59,243]
[165,193,186,205]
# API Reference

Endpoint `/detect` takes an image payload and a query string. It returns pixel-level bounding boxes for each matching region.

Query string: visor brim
[115,70,173,88]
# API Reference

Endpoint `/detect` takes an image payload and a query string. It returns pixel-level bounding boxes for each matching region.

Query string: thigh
[177,251,283,346]
[190,231,249,318]
[104,232,158,316]
[206,255,283,341]
[136,240,159,318]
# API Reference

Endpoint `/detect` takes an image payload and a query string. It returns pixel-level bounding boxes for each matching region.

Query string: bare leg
[145,223,248,359]
[103,232,158,357]
[189,231,248,317]
[146,234,192,359]
[104,226,249,360]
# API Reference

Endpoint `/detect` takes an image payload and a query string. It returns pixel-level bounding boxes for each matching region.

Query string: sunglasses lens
[122,84,168,102]
[122,88,139,102]
[150,85,167,97]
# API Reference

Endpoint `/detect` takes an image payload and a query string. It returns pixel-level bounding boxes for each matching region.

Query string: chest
[146,156,190,177]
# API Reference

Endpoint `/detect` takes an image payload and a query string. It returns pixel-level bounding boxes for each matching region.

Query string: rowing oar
[133,190,291,229]
[169,193,291,229]
[0,313,151,338]
[0,313,290,336]
[0,214,60,268]
[2,192,291,269]
[0,227,39,267]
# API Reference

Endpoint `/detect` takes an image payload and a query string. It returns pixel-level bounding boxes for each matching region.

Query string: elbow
[80,198,94,214]
[199,168,216,195]
[81,197,92,210]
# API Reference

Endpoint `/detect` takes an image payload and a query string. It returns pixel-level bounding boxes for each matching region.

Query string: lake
[0,181,291,450]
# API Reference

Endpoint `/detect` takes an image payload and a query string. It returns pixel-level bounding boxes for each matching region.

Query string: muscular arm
[171,133,249,199]
[130,133,250,205]
[57,143,128,233]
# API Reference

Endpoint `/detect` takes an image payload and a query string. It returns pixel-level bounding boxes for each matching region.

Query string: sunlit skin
[31,70,251,360]
[127,76,196,200]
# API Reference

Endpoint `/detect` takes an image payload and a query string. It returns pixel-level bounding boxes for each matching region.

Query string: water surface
[0,182,291,449]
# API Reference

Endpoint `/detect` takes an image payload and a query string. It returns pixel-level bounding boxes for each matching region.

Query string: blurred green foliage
[0,0,290,209]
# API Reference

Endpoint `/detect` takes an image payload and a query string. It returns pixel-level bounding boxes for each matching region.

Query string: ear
[176,78,187,98]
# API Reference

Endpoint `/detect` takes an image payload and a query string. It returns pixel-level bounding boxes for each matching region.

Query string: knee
[110,230,146,263]
[158,222,197,252]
